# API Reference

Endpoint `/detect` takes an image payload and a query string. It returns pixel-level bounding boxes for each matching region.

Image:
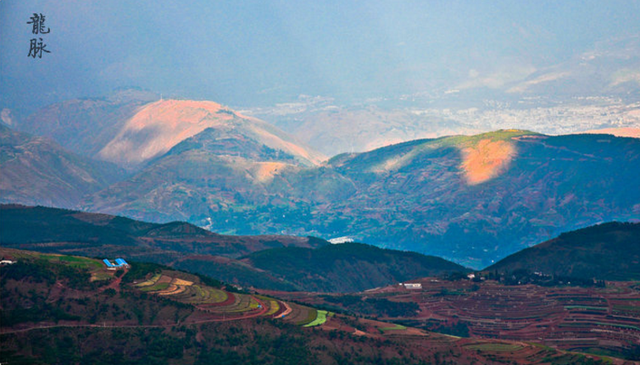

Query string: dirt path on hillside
[98,267,128,293]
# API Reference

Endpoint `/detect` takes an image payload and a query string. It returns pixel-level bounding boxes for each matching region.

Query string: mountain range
[2,94,640,267]
[84,126,640,267]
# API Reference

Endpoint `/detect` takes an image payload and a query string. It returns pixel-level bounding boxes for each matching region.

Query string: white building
[403,283,422,290]
[328,236,354,244]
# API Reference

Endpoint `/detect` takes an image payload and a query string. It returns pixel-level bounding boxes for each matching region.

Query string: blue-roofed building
[103,259,117,270]
[103,258,129,270]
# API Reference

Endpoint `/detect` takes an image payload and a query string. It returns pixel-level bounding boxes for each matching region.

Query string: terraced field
[399,280,640,355]
[133,271,330,326]
[304,310,329,328]
[0,247,337,332]
[459,340,607,364]
[275,278,640,358]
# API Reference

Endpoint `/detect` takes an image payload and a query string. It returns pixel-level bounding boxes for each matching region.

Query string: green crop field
[564,306,607,311]
[560,321,640,331]
[304,310,329,327]
[249,298,260,309]
[182,284,209,303]
[466,343,523,352]
[613,305,640,313]
[136,273,162,287]
[140,282,170,292]
[52,255,103,270]
[207,288,228,303]
[264,300,280,316]
[21,252,103,271]
[380,324,407,332]
[216,294,253,313]
[296,308,318,326]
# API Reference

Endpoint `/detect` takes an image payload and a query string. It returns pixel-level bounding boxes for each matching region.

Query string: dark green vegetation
[0,204,323,258]
[244,243,467,292]
[487,222,640,281]
[3,324,322,365]
[82,130,640,268]
[321,295,420,318]
[481,269,606,288]
[0,253,193,329]
[0,205,466,292]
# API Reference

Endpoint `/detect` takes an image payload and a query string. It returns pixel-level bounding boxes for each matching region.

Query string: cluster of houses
[103,258,130,270]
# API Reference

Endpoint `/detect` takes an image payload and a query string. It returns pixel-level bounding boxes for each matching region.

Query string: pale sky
[1,0,639,114]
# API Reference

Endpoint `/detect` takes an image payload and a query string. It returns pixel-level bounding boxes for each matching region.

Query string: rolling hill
[0,205,467,292]
[243,242,467,292]
[0,204,321,259]
[0,124,126,208]
[486,222,640,281]
[80,124,336,223]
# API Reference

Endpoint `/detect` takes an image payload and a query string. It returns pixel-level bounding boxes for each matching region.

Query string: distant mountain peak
[97,99,240,167]
[20,94,325,170]
[95,99,325,168]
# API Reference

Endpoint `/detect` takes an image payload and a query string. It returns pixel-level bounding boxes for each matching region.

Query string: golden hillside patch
[460,139,516,185]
